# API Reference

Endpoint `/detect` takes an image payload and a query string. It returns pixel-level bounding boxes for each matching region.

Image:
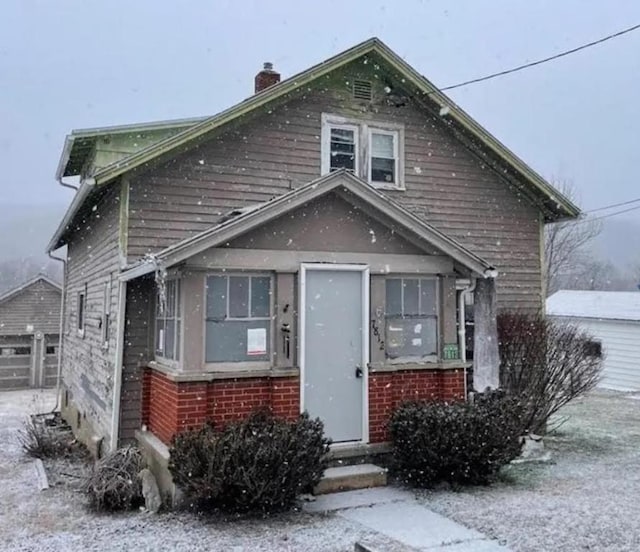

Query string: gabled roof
[0,275,62,306]
[547,290,640,322]
[121,170,495,281]
[49,37,580,253]
[56,116,207,180]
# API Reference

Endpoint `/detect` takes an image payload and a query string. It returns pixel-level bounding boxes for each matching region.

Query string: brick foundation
[143,367,464,445]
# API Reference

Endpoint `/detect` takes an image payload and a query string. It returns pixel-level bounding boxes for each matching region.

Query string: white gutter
[457,277,478,401]
[46,177,95,253]
[109,280,128,452]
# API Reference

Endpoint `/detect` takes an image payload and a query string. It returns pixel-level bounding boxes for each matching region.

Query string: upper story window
[321,113,404,190]
[205,274,272,363]
[385,277,438,361]
[155,279,181,362]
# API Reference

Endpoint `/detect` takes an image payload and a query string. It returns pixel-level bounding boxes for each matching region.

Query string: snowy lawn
[2,389,639,551]
[419,389,640,552]
[0,389,389,552]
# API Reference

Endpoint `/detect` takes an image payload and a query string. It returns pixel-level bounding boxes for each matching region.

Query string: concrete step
[314,463,387,495]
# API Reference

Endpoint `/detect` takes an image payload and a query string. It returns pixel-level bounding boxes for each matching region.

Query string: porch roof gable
[121,170,495,280]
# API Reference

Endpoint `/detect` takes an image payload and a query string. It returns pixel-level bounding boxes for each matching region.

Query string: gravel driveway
[419,390,640,551]
[2,388,639,551]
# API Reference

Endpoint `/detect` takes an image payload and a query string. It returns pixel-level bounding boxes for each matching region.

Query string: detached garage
[547,290,640,392]
[0,276,61,390]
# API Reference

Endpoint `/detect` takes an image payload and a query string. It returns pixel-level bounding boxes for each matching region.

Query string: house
[547,290,640,391]
[47,38,578,465]
[0,275,61,390]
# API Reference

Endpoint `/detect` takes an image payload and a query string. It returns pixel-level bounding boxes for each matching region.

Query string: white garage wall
[552,316,640,392]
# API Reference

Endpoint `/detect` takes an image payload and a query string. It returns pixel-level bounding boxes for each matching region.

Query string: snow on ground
[419,390,640,552]
[0,390,386,552]
[2,389,640,551]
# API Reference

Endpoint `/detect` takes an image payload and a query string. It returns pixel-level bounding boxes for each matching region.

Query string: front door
[301,264,369,443]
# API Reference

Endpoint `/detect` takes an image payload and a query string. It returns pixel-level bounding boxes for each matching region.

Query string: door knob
[355,366,363,378]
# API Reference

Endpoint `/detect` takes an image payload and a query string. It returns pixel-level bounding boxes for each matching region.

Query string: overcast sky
[2,0,640,224]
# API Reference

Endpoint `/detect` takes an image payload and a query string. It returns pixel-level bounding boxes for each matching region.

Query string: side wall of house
[60,185,122,454]
[127,60,544,311]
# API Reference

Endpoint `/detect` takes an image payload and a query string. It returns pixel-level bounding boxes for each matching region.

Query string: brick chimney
[254,62,280,93]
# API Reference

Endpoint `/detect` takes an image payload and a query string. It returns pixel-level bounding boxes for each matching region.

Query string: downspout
[47,251,66,412]
[458,278,477,401]
[47,175,78,412]
[109,279,127,452]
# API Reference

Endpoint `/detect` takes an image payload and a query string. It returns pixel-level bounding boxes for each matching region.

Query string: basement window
[385,278,438,361]
[205,274,272,363]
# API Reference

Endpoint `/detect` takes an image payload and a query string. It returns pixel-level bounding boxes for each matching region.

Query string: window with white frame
[321,114,403,189]
[205,274,271,363]
[155,279,181,362]
[385,278,438,360]
[369,129,398,185]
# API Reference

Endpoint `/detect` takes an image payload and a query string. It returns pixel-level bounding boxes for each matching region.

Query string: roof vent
[353,79,373,101]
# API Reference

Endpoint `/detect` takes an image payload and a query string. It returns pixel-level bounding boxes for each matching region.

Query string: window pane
[371,133,394,158]
[330,127,355,171]
[164,319,175,360]
[385,279,402,316]
[403,279,419,316]
[165,280,176,317]
[371,157,395,183]
[175,320,181,361]
[420,279,437,315]
[205,320,270,362]
[385,317,438,359]
[155,320,164,356]
[229,276,249,318]
[206,275,228,320]
[250,277,271,318]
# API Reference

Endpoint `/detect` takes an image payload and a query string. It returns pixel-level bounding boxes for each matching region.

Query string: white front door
[300,264,369,443]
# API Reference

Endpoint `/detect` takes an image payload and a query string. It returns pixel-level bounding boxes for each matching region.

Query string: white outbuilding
[546,290,640,392]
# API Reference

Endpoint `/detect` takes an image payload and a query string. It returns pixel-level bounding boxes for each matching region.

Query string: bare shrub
[18,413,82,459]
[84,445,145,512]
[498,312,603,434]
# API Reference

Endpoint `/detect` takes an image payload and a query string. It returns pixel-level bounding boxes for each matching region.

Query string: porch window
[385,278,438,360]
[155,279,181,362]
[205,274,271,363]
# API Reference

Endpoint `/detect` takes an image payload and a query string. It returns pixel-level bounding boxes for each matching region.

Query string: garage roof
[547,290,640,322]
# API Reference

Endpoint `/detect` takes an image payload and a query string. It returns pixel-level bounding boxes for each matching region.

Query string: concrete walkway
[303,488,511,551]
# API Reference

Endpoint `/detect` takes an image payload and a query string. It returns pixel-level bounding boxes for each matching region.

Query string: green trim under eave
[118,178,130,267]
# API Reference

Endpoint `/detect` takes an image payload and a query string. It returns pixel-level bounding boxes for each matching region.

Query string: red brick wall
[369,368,465,443]
[144,367,463,445]
[145,369,300,444]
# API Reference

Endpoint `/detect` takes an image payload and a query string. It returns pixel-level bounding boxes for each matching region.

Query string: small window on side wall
[385,278,438,360]
[205,274,271,363]
[155,279,181,362]
[77,286,86,335]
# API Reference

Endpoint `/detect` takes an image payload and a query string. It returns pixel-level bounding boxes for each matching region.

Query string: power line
[438,23,640,92]
[572,203,640,224]
[586,197,640,213]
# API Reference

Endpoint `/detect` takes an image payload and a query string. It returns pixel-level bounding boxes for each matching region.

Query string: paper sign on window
[247,328,267,356]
